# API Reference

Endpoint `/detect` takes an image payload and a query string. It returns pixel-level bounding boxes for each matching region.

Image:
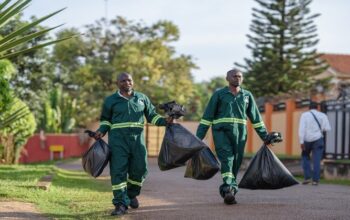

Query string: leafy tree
[0,0,72,59]
[207,76,227,92]
[0,0,75,164]
[114,41,196,105]
[0,97,36,164]
[0,14,56,121]
[189,76,227,120]
[186,83,206,120]
[0,59,14,112]
[39,86,77,133]
[0,0,76,128]
[236,0,328,98]
[0,59,34,164]
[52,17,197,124]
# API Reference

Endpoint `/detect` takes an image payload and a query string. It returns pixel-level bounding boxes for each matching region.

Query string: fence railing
[322,99,350,159]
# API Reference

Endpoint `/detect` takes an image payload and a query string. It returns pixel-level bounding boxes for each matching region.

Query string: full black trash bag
[184,147,220,180]
[82,131,110,178]
[158,124,205,171]
[239,144,299,189]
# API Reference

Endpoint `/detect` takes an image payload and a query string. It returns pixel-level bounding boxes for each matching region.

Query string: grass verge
[0,163,115,219]
[294,175,350,186]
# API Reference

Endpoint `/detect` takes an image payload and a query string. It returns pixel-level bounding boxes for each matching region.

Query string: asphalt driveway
[59,158,350,220]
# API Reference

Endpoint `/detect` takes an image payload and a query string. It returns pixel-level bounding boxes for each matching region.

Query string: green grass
[325,159,350,164]
[0,164,116,219]
[294,175,350,186]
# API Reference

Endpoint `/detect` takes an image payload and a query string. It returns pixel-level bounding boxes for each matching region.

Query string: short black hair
[117,72,131,81]
[309,101,318,109]
[226,68,241,76]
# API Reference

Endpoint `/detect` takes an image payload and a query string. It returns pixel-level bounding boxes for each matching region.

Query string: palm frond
[0,106,28,130]
[0,0,74,59]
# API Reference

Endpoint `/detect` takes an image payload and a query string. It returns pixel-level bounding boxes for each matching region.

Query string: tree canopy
[52,17,197,124]
[237,0,328,98]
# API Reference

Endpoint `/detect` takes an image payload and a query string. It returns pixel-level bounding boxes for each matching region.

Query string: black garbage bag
[82,130,110,178]
[158,124,205,171]
[239,144,299,189]
[184,147,220,180]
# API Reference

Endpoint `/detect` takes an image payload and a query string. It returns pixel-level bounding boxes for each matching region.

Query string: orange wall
[144,103,307,157]
[270,112,286,155]
[144,102,308,157]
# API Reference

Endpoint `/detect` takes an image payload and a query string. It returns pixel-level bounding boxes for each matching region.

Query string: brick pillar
[264,102,273,131]
[286,99,296,156]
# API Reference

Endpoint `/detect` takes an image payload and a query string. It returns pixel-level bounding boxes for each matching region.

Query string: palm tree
[0,0,75,59]
[0,0,75,129]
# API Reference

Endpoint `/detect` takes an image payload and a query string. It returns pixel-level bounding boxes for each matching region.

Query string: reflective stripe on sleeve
[151,115,162,125]
[252,121,265,128]
[100,121,112,127]
[200,119,212,126]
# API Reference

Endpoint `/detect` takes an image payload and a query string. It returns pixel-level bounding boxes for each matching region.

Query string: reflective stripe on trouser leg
[232,127,247,178]
[112,182,129,206]
[213,130,238,197]
[109,133,130,206]
[127,132,148,199]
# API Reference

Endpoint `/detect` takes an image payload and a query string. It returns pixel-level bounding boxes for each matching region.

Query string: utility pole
[104,0,109,22]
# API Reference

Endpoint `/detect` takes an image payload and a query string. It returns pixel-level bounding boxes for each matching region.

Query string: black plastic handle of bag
[85,130,96,138]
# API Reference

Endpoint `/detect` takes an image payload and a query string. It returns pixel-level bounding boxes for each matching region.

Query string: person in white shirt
[298,102,331,185]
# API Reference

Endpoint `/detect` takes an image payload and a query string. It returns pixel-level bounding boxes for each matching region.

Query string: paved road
[59,158,350,220]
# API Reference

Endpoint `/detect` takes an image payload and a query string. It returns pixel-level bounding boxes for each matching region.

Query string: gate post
[286,99,296,156]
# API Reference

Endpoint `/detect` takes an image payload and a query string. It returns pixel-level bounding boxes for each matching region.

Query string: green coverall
[196,87,267,196]
[98,91,167,207]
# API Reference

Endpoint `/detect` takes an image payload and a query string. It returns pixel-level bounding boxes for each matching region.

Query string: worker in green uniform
[94,72,173,216]
[196,68,269,205]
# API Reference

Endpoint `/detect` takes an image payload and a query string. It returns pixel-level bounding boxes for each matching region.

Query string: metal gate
[322,98,350,159]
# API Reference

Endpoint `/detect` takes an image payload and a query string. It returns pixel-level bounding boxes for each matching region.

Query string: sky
[23,0,350,82]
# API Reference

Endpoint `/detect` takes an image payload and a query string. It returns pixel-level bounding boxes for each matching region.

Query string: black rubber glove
[264,132,283,145]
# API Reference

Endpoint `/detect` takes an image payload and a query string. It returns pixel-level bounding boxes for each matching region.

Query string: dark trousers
[301,138,324,182]
[109,131,147,206]
[213,129,247,197]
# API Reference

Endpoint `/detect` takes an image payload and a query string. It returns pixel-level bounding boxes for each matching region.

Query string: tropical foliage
[0,98,36,164]
[0,0,72,164]
[39,86,77,133]
[236,0,328,98]
[0,59,14,113]
[52,17,197,124]
[0,0,73,59]
[0,14,56,123]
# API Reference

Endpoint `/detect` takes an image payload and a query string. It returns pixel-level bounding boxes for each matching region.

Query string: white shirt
[298,109,331,144]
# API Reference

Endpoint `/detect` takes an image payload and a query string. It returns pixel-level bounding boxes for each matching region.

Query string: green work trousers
[213,127,247,197]
[109,131,147,206]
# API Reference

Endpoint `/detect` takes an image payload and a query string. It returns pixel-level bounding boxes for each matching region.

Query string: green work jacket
[196,87,267,140]
[98,90,166,135]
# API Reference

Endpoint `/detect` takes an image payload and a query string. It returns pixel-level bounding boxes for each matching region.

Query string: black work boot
[129,197,139,209]
[111,204,128,216]
[224,191,237,205]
